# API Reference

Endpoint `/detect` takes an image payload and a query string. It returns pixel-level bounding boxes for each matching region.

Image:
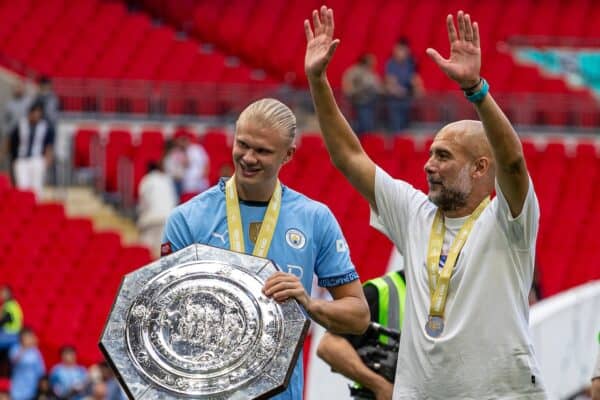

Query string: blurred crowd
[342,38,424,135]
[0,285,126,400]
[1,77,58,200]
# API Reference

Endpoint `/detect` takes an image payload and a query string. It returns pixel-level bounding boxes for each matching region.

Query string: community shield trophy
[99,244,310,399]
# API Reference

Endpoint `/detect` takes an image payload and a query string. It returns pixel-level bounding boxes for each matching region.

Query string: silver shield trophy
[99,244,310,399]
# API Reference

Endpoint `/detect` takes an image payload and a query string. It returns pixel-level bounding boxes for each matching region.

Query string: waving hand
[426,11,481,89]
[304,6,340,81]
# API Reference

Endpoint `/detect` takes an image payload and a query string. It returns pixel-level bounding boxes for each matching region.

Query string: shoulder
[282,186,333,218]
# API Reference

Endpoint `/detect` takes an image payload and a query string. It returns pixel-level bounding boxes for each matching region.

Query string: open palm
[426,11,481,88]
[304,6,340,80]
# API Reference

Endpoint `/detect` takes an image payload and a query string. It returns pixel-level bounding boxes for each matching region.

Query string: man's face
[62,349,76,364]
[232,119,294,190]
[424,131,473,212]
[0,288,8,301]
[393,44,409,61]
[29,108,43,124]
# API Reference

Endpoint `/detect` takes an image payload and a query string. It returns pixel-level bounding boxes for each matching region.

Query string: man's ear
[283,145,296,164]
[472,157,490,178]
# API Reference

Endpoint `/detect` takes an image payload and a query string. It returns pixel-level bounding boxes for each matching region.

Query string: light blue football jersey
[162,178,359,400]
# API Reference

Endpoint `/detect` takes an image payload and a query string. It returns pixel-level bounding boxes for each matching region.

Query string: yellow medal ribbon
[225,177,282,258]
[426,197,490,320]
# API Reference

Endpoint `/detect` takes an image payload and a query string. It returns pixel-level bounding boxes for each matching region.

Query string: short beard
[428,164,472,213]
[429,188,469,212]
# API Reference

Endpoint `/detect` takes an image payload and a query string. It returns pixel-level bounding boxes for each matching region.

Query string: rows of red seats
[152,0,598,96]
[73,127,600,293]
[73,126,234,197]
[0,0,275,85]
[0,174,152,367]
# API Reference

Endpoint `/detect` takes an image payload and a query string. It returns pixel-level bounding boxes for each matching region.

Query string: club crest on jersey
[285,228,306,249]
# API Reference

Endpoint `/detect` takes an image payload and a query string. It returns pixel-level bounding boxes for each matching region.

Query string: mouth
[239,163,261,177]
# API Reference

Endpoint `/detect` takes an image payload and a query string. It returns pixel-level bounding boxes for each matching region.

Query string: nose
[424,155,435,174]
[242,149,257,164]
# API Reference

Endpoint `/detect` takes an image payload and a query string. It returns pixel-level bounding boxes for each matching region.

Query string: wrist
[460,77,482,94]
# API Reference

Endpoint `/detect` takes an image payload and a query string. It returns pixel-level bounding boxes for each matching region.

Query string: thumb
[327,39,341,59]
[426,48,446,67]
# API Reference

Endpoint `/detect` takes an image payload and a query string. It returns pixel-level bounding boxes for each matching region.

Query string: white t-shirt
[137,170,178,228]
[593,346,600,380]
[371,167,548,399]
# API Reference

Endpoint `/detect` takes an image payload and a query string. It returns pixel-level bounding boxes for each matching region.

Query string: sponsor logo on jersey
[335,239,348,253]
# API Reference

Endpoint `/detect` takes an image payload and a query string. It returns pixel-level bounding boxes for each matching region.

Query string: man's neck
[236,179,277,202]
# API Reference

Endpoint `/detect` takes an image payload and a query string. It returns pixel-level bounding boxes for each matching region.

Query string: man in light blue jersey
[162,98,370,399]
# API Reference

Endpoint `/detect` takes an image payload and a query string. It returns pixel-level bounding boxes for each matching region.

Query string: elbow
[347,301,370,335]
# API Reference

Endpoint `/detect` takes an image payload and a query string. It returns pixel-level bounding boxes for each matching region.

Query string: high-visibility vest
[363,271,406,344]
[1,299,23,333]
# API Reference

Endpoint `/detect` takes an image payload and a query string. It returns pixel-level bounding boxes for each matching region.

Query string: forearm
[308,75,365,173]
[473,93,524,168]
[306,295,369,335]
[318,333,390,391]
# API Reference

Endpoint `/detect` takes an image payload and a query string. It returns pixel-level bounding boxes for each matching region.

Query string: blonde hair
[236,98,297,142]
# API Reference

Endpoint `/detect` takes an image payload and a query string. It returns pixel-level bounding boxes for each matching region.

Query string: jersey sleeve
[162,207,194,252]
[314,206,359,288]
[494,176,539,250]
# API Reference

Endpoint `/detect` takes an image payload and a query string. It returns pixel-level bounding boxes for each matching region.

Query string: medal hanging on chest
[424,197,490,338]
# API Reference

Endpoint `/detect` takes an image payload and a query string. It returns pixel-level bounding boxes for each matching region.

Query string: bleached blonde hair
[236,98,297,143]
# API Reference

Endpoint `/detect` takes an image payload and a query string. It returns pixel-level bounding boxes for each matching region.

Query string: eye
[237,140,249,149]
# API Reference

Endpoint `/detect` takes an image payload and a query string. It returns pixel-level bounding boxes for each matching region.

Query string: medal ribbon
[225,177,282,258]
[426,197,490,317]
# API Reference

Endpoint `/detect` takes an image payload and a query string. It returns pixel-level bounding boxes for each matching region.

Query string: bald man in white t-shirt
[305,6,548,399]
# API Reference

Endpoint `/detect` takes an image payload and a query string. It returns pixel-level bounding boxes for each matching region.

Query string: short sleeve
[494,176,539,250]
[370,166,429,254]
[162,208,193,252]
[314,206,359,288]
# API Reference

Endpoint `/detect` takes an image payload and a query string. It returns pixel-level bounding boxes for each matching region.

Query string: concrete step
[42,186,140,245]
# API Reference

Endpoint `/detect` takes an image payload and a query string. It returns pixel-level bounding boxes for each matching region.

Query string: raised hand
[304,6,340,81]
[426,11,481,89]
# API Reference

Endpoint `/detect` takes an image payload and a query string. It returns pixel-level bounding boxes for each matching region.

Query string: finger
[457,10,466,41]
[325,7,335,37]
[320,5,328,30]
[273,289,303,302]
[426,48,447,67]
[446,14,458,43]
[327,39,340,59]
[473,21,480,48]
[304,19,314,41]
[312,9,322,33]
[464,13,473,41]
[265,281,301,297]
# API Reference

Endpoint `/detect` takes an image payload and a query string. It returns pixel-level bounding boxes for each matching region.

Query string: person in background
[318,270,406,400]
[342,53,382,135]
[9,100,55,199]
[384,38,423,133]
[35,375,58,400]
[10,328,45,400]
[0,285,23,353]
[163,138,187,198]
[137,161,178,258]
[49,346,88,400]
[3,81,34,169]
[37,76,59,126]
[179,135,210,195]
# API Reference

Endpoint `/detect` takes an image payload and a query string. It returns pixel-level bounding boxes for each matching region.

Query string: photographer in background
[317,271,406,400]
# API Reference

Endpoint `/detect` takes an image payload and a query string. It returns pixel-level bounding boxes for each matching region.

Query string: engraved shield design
[99,244,310,399]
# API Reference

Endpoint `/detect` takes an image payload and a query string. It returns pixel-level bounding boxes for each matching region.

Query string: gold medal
[425,315,444,338]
